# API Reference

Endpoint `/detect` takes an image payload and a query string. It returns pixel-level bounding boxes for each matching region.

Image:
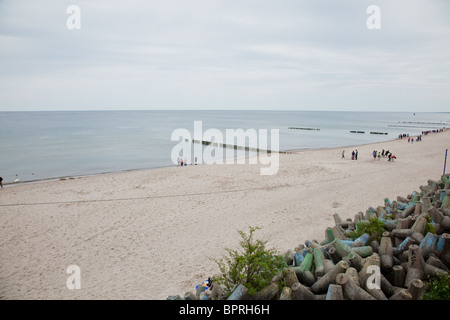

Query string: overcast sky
[0,0,449,112]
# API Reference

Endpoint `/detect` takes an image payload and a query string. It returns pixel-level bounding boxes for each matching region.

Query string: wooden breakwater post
[188,139,290,154]
[288,127,320,131]
[168,174,450,301]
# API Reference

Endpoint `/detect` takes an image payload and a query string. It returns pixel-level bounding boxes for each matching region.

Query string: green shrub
[346,217,386,242]
[213,226,286,297]
[423,272,450,300]
[425,215,436,235]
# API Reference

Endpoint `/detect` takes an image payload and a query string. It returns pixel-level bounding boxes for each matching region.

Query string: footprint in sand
[332,201,340,208]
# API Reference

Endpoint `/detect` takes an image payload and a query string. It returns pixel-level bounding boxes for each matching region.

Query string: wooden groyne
[288,127,320,131]
[370,132,388,135]
[168,174,450,301]
[187,139,290,154]
[349,131,388,135]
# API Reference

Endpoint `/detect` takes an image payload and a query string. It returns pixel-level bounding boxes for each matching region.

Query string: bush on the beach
[346,216,386,242]
[423,272,450,300]
[425,215,436,235]
[213,226,286,297]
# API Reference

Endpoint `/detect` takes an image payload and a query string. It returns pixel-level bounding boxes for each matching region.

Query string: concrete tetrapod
[279,287,293,300]
[359,253,387,300]
[325,284,344,300]
[311,260,349,294]
[291,282,316,300]
[379,231,394,273]
[389,289,413,300]
[408,279,424,300]
[440,233,450,268]
[290,251,316,287]
[227,284,248,300]
[391,265,406,288]
[336,273,376,300]
[254,282,279,300]
[405,244,425,288]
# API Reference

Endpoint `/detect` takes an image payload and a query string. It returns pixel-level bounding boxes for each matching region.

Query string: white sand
[0,130,449,299]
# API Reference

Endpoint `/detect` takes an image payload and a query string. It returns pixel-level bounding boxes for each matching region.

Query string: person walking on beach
[342,150,345,159]
[355,150,358,160]
[351,150,355,160]
[0,176,3,188]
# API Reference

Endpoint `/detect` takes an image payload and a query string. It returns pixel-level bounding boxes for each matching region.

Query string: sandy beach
[0,129,449,300]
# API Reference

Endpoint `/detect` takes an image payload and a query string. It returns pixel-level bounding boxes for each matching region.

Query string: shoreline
[0,129,449,299]
[3,129,444,188]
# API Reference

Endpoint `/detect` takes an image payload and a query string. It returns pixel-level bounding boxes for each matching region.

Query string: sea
[0,110,449,185]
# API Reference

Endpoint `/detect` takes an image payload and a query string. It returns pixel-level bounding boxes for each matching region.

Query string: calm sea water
[0,110,449,184]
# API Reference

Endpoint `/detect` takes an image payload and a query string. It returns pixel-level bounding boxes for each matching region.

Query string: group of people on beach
[177,157,198,167]
[398,132,428,143]
[341,150,360,160]
[342,150,359,160]
[422,129,445,135]
[408,135,422,143]
[341,149,396,162]
[372,149,396,161]
[398,133,423,142]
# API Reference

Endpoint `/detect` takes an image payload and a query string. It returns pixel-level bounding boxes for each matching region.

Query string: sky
[0,0,449,112]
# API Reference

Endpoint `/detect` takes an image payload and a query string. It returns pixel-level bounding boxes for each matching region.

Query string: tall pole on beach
[444,149,448,176]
